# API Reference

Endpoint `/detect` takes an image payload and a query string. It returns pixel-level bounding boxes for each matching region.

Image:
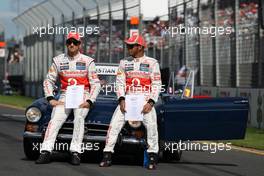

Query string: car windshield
[98,74,116,97]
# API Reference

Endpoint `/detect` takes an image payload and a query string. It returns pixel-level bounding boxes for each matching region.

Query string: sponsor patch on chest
[59,61,69,70]
[139,63,149,72]
[124,63,134,72]
[76,62,86,70]
[60,65,69,70]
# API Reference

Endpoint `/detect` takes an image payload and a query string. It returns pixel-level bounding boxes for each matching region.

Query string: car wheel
[162,147,182,162]
[23,138,40,160]
[133,150,145,166]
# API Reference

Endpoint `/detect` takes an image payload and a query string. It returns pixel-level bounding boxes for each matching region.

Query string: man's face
[66,38,81,53]
[127,44,140,57]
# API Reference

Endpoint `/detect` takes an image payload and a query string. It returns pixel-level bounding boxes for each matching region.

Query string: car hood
[86,96,117,124]
[28,96,118,126]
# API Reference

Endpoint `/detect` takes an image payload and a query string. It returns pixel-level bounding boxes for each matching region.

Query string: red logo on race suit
[68,78,77,86]
[131,78,141,86]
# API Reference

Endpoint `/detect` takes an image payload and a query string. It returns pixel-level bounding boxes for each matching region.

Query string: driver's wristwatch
[86,99,93,107]
[148,99,155,107]
[46,96,55,103]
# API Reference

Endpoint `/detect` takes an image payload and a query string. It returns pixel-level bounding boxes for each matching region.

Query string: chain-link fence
[144,0,262,89]
[11,0,264,98]
[13,0,140,97]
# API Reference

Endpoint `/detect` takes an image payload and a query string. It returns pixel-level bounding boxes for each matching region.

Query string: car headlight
[25,107,42,122]
[128,121,142,128]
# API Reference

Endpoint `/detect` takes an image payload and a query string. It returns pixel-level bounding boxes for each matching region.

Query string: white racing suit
[40,52,101,153]
[103,55,162,154]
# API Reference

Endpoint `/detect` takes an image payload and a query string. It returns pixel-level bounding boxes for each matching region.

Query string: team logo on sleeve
[48,66,55,73]
[153,73,161,80]
[91,71,98,79]
[117,69,123,76]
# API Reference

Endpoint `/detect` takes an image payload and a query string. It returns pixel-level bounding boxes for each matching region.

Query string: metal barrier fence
[144,0,262,89]
[13,0,140,97]
[11,0,264,98]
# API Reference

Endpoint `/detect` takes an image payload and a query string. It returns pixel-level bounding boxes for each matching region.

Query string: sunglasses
[66,39,80,46]
[127,44,138,49]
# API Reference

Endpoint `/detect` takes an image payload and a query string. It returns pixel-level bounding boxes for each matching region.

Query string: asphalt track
[0,105,263,176]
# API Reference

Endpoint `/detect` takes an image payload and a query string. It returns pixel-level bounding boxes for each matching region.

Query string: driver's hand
[141,103,153,114]
[119,100,126,113]
[79,102,91,109]
[49,100,64,107]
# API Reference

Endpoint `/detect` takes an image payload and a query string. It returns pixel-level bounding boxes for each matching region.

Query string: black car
[23,64,249,163]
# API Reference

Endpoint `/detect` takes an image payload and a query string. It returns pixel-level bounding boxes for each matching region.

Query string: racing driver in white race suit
[100,35,162,170]
[35,32,101,165]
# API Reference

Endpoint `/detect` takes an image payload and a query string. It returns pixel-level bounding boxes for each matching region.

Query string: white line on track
[0,114,25,118]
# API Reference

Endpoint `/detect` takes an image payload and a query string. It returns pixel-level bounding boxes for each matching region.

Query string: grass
[0,95,35,109]
[227,127,264,150]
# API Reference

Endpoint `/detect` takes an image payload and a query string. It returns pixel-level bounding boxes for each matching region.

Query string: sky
[0,0,43,39]
[141,0,168,19]
[0,0,168,40]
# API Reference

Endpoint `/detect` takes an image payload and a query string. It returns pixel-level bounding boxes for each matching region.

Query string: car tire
[23,138,40,160]
[134,151,145,166]
[162,147,182,162]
